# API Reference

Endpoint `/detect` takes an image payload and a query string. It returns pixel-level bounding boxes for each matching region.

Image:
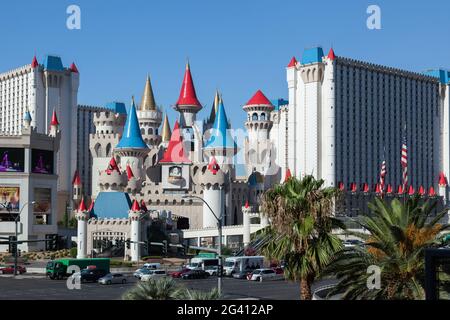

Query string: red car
[272,267,284,275]
[0,265,27,274]
[170,268,190,278]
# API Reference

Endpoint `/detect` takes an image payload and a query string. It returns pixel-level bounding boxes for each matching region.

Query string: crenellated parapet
[98,169,127,191]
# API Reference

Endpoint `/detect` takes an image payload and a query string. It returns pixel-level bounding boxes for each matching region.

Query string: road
[0,275,336,300]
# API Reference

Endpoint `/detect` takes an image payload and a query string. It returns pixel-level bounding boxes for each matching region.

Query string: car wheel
[107,280,112,285]
[122,279,126,284]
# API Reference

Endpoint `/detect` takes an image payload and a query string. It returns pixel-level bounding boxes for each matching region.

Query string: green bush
[69,247,77,258]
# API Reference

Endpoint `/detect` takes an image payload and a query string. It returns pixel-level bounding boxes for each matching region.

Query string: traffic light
[162,240,168,256]
[126,239,131,249]
[217,265,224,278]
[9,236,17,255]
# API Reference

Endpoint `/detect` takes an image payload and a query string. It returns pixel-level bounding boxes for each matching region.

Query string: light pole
[182,195,223,296]
[0,201,35,276]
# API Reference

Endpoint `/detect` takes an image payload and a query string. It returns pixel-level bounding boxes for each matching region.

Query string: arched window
[106,143,112,157]
[94,143,103,157]
[252,113,258,121]
[148,128,153,135]
[141,128,145,135]
[155,129,158,135]
[260,113,266,121]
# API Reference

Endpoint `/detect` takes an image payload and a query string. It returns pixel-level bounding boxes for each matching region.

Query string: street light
[182,194,223,296]
[0,200,35,276]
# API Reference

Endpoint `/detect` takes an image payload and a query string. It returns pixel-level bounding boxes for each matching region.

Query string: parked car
[249,268,283,282]
[133,268,153,279]
[140,270,167,281]
[272,267,284,275]
[0,265,27,274]
[143,263,161,270]
[98,273,127,285]
[170,268,191,278]
[204,265,218,276]
[343,239,364,248]
[181,269,209,280]
[233,270,253,279]
[73,268,108,283]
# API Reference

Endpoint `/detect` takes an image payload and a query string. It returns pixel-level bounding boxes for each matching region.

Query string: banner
[0,187,20,213]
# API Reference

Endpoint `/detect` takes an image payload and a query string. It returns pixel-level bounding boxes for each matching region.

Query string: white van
[143,263,161,270]
[187,257,219,270]
[224,256,264,276]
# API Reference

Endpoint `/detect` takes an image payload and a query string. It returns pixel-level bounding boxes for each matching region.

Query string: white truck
[187,257,219,271]
[223,256,264,276]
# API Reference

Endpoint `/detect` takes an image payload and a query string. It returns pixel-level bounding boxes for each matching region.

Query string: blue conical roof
[116,99,148,149]
[204,100,237,150]
[23,111,32,121]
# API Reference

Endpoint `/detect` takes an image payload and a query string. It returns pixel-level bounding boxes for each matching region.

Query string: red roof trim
[287,56,297,68]
[50,110,59,126]
[131,199,140,212]
[245,90,273,106]
[78,197,87,212]
[70,62,79,73]
[31,56,39,68]
[327,48,336,61]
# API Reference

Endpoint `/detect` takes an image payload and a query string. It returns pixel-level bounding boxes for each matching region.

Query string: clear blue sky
[1,0,450,129]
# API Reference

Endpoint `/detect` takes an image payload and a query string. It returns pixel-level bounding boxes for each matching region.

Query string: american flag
[401,135,408,189]
[379,159,387,193]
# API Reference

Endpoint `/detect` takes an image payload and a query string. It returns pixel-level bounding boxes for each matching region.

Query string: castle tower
[204,99,237,168]
[115,98,149,184]
[243,90,274,175]
[200,156,225,229]
[128,199,142,262]
[49,110,59,137]
[174,62,202,128]
[439,172,448,203]
[90,102,127,198]
[23,110,32,130]
[76,197,89,259]
[125,164,142,196]
[160,113,172,148]
[138,75,163,148]
[72,170,82,208]
[98,156,127,192]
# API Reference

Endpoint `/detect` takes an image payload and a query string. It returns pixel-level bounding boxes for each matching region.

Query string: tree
[175,287,221,300]
[122,277,180,300]
[325,196,449,300]
[260,175,345,300]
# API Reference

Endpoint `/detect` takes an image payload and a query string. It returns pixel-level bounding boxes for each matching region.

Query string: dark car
[79,269,108,282]
[170,268,191,278]
[232,270,253,279]
[0,265,27,274]
[181,269,209,280]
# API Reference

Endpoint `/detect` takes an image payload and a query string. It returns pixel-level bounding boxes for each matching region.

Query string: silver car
[98,273,127,285]
[140,270,167,282]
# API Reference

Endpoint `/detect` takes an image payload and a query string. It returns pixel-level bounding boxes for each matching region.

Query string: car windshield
[224,261,235,267]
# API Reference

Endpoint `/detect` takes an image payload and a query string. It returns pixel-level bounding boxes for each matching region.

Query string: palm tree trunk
[300,278,312,300]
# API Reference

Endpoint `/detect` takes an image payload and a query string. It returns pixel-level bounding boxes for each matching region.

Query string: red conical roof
[244,200,249,209]
[429,186,436,197]
[408,185,415,195]
[70,62,79,73]
[131,199,140,212]
[88,200,95,212]
[287,56,297,68]
[245,90,273,106]
[418,185,425,196]
[159,120,191,163]
[126,164,134,180]
[397,185,404,195]
[78,197,87,212]
[327,48,336,61]
[176,62,201,108]
[375,183,381,194]
[106,157,120,174]
[140,200,148,212]
[386,184,393,194]
[31,55,39,68]
[439,172,447,186]
[363,183,369,193]
[72,170,81,186]
[207,156,220,174]
[50,110,59,126]
[284,169,292,182]
[338,181,344,191]
[350,182,357,192]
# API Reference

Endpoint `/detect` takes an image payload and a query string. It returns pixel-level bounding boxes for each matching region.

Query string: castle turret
[243,90,274,175]
[98,157,127,192]
[160,113,172,148]
[138,75,163,147]
[174,62,202,128]
[125,164,142,195]
[203,90,220,133]
[128,199,142,262]
[49,109,59,137]
[115,98,149,183]
[439,172,448,203]
[200,156,225,228]
[204,98,237,167]
[72,170,82,206]
[23,110,32,130]
[76,197,89,259]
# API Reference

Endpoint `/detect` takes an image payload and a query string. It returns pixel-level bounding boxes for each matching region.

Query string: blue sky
[1,0,450,129]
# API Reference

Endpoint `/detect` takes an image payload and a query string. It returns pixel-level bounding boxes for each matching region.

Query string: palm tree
[122,277,180,300]
[175,287,221,300]
[260,175,345,300]
[325,196,449,299]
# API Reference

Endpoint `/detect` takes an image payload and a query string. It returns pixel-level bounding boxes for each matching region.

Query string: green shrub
[69,247,77,258]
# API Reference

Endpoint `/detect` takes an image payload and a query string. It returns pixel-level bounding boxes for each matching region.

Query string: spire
[131,199,141,212]
[408,185,415,195]
[245,90,273,106]
[327,48,336,61]
[140,200,148,212]
[31,55,39,68]
[397,185,404,195]
[284,169,292,183]
[362,183,369,193]
[78,197,87,212]
[175,61,202,108]
[116,98,148,149]
[72,170,82,186]
[418,185,425,196]
[207,156,220,174]
[350,182,357,193]
[386,184,393,194]
[24,110,32,122]
[244,200,249,209]
[207,90,220,125]
[159,120,191,163]
[439,172,448,186]
[287,56,297,68]
[140,75,157,111]
[70,62,79,73]
[88,200,95,213]
[106,157,121,174]
[50,110,59,126]
[126,164,134,180]
[161,113,172,143]
[204,99,237,150]
[429,186,436,197]
[375,183,381,194]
